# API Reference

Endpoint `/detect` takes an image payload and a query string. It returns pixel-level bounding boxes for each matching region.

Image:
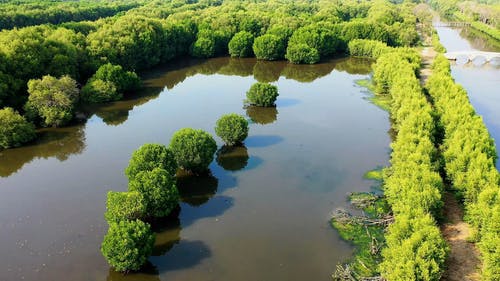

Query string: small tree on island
[169,128,217,173]
[246,82,279,107]
[128,167,179,218]
[101,220,155,273]
[215,114,249,146]
[125,143,178,180]
[0,107,36,149]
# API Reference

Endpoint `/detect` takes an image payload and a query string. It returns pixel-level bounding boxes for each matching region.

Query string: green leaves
[169,128,217,173]
[101,220,155,273]
[246,82,279,107]
[228,31,254,58]
[215,113,249,146]
[253,34,285,61]
[24,75,79,127]
[125,143,178,180]
[0,107,36,149]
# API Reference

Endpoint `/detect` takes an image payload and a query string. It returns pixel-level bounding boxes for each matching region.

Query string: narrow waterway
[435,26,500,166]
[0,57,390,281]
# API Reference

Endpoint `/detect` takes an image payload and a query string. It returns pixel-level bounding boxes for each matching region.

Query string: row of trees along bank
[426,54,500,280]
[0,0,421,149]
[333,39,450,280]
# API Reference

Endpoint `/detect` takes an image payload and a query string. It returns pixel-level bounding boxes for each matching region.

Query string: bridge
[444,51,500,65]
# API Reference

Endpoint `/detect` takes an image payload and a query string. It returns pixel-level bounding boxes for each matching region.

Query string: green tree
[128,167,179,218]
[101,220,155,272]
[253,34,285,61]
[81,79,120,104]
[24,75,79,127]
[246,82,279,107]
[93,63,141,93]
[228,31,254,58]
[169,128,217,173]
[285,43,320,64]
[0,107,36,149]
[191,31,217,58]
[104,191,146,224]
[215,114,249,146]
[125,143,178,180]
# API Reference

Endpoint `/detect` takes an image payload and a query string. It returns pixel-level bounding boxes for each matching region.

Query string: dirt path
[440,192,481,281]
[419,45,481,281]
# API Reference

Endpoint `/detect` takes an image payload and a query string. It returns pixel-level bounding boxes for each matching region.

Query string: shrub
[228,31,254,58]
[125,143,178,180]
[128,167,179,218]
[93,63,141,93]
[285,43,320,64]
[104,191,146,223]
[101,220,155,272]
[348,39,390,59]
[191,34,216,58]
[169,128,217,173]
[253,34,285,61]
[246,82,279,107]
[0,107,36,149]
[215,114,249,146]
[81,79,121,103]
[25,75,79,127]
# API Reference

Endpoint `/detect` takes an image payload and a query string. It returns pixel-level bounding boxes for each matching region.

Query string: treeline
[0,0,423,149]
[426,54,500,280]
[372,49,448,281]
[0,0,140,30]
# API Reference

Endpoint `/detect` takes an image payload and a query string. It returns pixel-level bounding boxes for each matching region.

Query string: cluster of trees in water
[102,81,279,272]
[426,54,500,280]
[0,0,421,150]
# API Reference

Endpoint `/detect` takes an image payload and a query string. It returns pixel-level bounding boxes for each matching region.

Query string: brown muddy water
[0,57,390,281]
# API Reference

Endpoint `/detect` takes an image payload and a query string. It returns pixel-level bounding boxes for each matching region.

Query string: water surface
[0,57,390,281]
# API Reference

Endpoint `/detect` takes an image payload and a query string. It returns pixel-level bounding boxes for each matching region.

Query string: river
[0,57,390,281]
[435,26,500,166]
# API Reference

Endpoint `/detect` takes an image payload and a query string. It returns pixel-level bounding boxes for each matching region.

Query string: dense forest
[0,0,499,280]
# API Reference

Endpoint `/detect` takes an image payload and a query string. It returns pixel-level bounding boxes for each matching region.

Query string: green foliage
[93,63,141,93]
[0,107,36,149]
[215,113,249,146]
[169,128,217,173]
[246,82,279,107]
[125,143,178,180]
[426,54,500,279]
[191,32,217,58]
[252,34,285,61]
[348,39,391,59]
[128,167,179,218]
[25,75,79,127]
[287,23,339,58]
[101,220,155,272]
[380,210,448,281]
[104,191,146,224]
[228,31,254,58]
[285,43,320,64]
[81,79,120,104]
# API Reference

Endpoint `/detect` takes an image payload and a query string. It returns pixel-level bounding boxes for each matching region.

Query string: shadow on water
[177,171,219,207]
[245,135,284,148]
[253,60,286,82]
[0,125,86,177]
[180,195,234,228]
[151,240,211,274]
[151,216,182,256]
[245,105,278,125]
[216,145,250,172]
